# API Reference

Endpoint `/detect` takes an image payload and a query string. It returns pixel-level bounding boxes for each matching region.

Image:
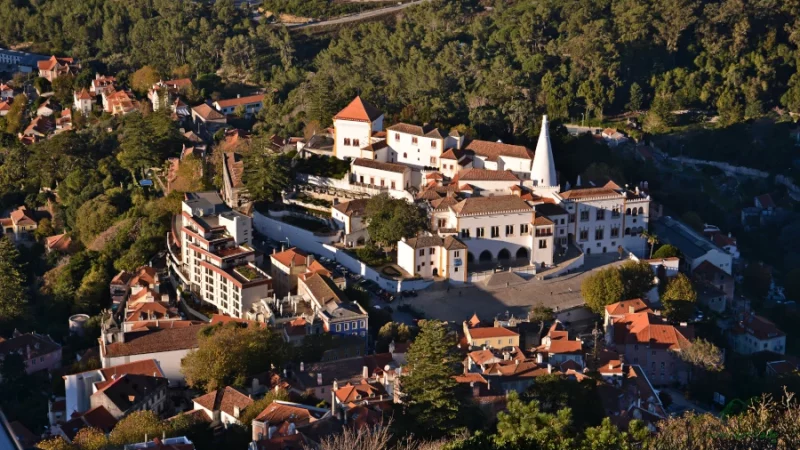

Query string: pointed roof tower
[333,96,383,123]
[531,115,557,187]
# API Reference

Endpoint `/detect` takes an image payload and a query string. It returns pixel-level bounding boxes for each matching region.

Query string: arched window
[625,227,631,235]
[638,207,644,215]
[626,208,631,215]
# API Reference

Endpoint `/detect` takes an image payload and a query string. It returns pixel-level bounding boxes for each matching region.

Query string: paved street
[399,254,625,322]
[286,0,430,29]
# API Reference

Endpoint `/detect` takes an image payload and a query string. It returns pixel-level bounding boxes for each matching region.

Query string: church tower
[531,115,557,188]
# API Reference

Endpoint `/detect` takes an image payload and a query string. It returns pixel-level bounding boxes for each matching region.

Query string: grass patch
[381,266,402,277]
[235,266,259,281]
[353,244,392,267]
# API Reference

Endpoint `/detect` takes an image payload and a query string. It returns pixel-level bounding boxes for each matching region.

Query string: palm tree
[641,230,659,259]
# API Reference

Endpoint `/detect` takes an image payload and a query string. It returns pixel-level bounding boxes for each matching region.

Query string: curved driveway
[287,0,430,29]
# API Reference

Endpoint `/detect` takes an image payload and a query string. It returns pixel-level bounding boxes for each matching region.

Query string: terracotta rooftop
[94,359,165,391]
[194,386,254,418]
[386,122,446,138]
[271,247,311,268]
[75,88,92,100]
[0,332,60,360]
[532,215,554,226]
[464,139,534,161]
[192,103,225,121]
[215,94,265,108]
[733,314,785,340]
[352,157,408,174]
[467,326,519,340]
[559,186,622,200]
[605,299,652,317]
[95,373,167,412]
[254,400,325,424]
[334,96,382,122]
[451,195,533,216]
[102,325,202,358]
[45,233,72,252]
[454,168,519,182]
[612,312,693,351]
[224,152,244,189]
[334,379,388,403]
[468,349,500,366]
[332,198,368,217]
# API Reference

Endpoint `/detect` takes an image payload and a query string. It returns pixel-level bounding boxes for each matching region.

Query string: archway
[467,252,475,263]
[638,207,644,215]
[479,250,492,262]
[432,268,438,277]
[515,247,529,260]
[497,248,511,261]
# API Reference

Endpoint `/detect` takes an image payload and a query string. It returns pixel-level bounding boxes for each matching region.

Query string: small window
[412,137,418,144]
[344,138,351,146]
[476,227,484,238]
[403,152,407,158]
[431,140,437,149]
[391,181,396,189]
[429,248,435,255]
[520,224,529,234]
[395,133,400,141]
[539,239,547,249]
[490,226,499,238]
[454,251,460,257]
[345,323,350,330]
[454,267,458,272]
[419,249,424,256]
[353,138,360,147]
[505,225,513,236]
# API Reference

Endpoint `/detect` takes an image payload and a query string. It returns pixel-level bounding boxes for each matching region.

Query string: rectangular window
[610,227,620,238]
[569,214,576,223]
[431,140,437,149]
[597,210,605,220]
[380,179,385,187]
[491,226,499,238]
[476,227,485,238]
[539,239,547,249]
[595,228,604,240]
[421,262,425,267]
[461,229,470,238]
[391,181,396,189]
[429,248,435,255]
[395,133,400,141]
[580,210,589,221]
[336,324,341,331]
[412,137,418,145]
[353,138,360,147]
[417,265,421,272]
[370,177,375,185]
[430,157,437,165]
[505,225,514,236]
[419,249,424,256]
[454,251,460,257]
[344,322,350,330]
[520,224,529,234]
[579,230,589,241]
[344,138,351,146]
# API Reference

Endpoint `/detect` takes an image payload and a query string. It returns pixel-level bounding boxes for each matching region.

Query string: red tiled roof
[215,94,265,108]
[334,379,388,403]
[453,373,488,384]
[464,140,534,161]
[605,299,652,316]
[271,247,310,268]
[352,158,408,174]
[453,168,519,182]
[468,349,500,365]
[559,186,621,200]
[334,96,382,122]
[102,325,202,358]
[192,103,225,121]
[732,314,785,340]
[80,405,118,432]
[467,326,519,340]
[224,152,244,188]
[332,198,368,217]
[194,386,253,417]
[75,88,92,100]
[95,359,164,390]
[451,195,533,216]
[612,313,693,351]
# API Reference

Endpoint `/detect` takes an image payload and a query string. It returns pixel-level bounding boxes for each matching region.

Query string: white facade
[349,158,410,192]
[101,348,190,385]
[174,192,273,318]
[531,116,558,188]
[334,119,382,160]
[397,236,468,282]
[732,333,786,355]
[386,124,455,169]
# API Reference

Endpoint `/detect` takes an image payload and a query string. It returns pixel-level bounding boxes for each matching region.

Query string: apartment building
[349,158,411,192]
[385,122,462,169]
[0,331,62,379]
[730,314,786,355]
[170,192,272,318]
[270,247,330,298]
[212,94,265,117]
[298,272,368,341]
[397,234,469,282]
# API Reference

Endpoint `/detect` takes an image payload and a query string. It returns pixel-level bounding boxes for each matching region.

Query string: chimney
[233,405,240,419]
[300,362,304,372]
[547,363,552,374]
[536,353,543,364]
[274,385,280,393]
[317,373,322,386]
[389,341,395,354]
[362,365,369,380]
[487,378,491,391]
[628,305,635,314]
[609,363,613,370]
[515,359,520,366]
[306,254,314,267]
[237,93,241,98]
[333,380,338,391]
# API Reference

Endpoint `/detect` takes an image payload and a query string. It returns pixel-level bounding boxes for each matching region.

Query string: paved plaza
[399,254,625,322]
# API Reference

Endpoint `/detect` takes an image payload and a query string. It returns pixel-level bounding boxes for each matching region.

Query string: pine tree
[0,236,27,330]
[400,320,462,438]
[627,82,643,112]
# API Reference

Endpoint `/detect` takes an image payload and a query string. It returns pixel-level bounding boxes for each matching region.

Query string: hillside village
[2,0,800,447]
[0,52,796,450]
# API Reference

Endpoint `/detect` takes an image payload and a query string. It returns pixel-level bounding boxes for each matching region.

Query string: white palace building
[321,97,651,280]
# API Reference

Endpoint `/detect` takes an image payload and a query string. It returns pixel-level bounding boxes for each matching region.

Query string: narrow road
[286,0,430,29]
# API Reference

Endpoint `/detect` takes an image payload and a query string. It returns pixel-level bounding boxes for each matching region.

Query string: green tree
[74,195,119,246]
[679,338,724,385]
[364,194,428,249]
[72,427,109,450]
[130,66,161,95]
[109,411,167,447]
[35,437,76,450]
[117,113,159,181]
[5,93,27,134]
[581,267,624,314]
[0,236,28,329]
[680,211,704,232]
[652,244,681,259]
[181,322,289,391]
[627,82,643,113]
[495,392,575,448]
[377,321,412,345]
[52,73,75,105]
[661,273,696,322]
[641,230,658,259]
[619,260,655,300]
[241,150,291,203]
[582,418,648,450]
[400,320,462,438]
[716,89,744,126]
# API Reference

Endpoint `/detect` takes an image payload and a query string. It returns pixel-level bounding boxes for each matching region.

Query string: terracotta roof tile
[192,103,225,121]
[454,168,519,182]
[352,158,408,174]
[605,299,652,316]
[271,247,310,268]
[215,94,265,108]
[102,325,202,358]
[451,195,533,216]
[559,187,622,200]
[194,386,253,417]
[464,140,533,161]
[332,198,368,217]
[334,96,382,122]
[467,326,519,340]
